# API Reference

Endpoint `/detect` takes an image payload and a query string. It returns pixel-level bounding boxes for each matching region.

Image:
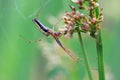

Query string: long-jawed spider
[32,18,80,62]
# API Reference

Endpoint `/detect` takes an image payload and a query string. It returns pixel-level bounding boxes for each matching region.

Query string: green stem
[94,0,105,79]
[96,30,105,80]
[77,28,93,80]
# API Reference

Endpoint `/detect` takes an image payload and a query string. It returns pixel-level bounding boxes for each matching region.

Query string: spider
[32,18,79,62]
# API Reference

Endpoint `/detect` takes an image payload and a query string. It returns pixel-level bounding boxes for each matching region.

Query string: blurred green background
[0,0,120,80]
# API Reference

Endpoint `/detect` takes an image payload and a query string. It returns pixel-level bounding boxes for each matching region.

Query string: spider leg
[53,37,80,62]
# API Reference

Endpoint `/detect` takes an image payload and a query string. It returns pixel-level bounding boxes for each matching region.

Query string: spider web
[14,0,51,20]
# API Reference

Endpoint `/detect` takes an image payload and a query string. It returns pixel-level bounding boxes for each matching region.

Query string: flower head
[59,0,103,38]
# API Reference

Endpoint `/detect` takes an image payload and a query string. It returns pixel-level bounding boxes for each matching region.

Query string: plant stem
[96,30,105,80]
[95,0,105,79]
[77,28,93,80]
